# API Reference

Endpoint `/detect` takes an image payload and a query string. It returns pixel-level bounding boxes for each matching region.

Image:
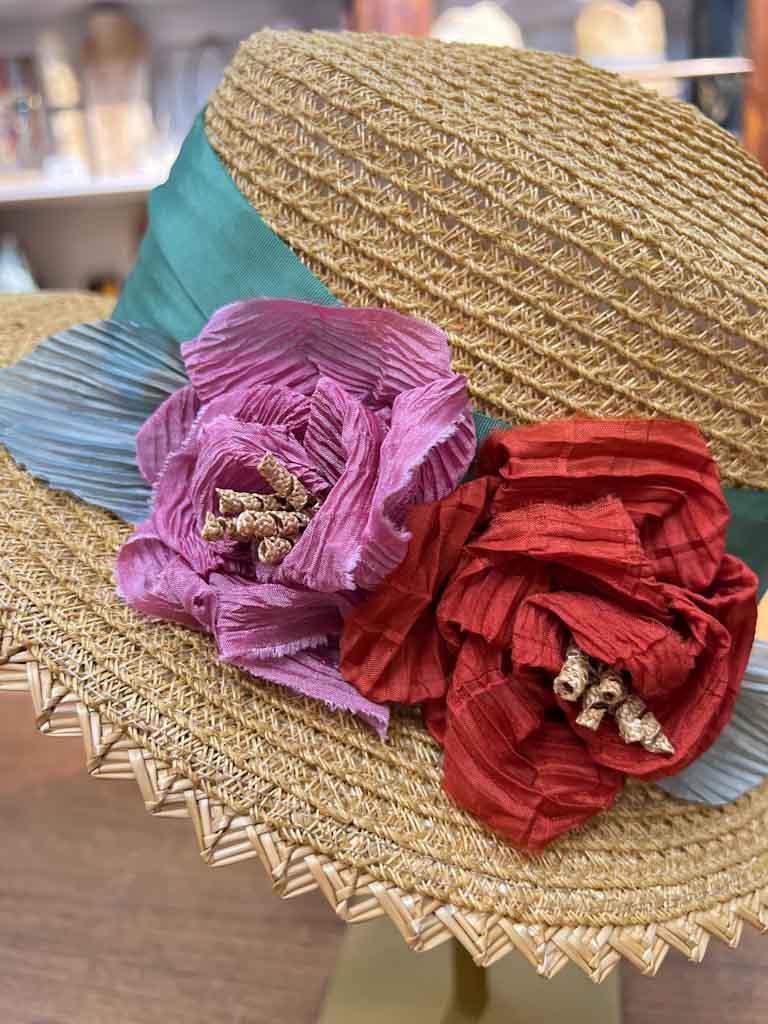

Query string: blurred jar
[575,0,679,98]
[81,3,154,177]
[153,37,235,152]
[0,234,38,293]
[431,2,524,46]
[37,29,91,180]
[691,0,746,135]
[344,0,434,34]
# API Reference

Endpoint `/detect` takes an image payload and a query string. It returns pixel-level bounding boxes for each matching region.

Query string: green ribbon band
[116,110,768,597]
[115,113,340,339]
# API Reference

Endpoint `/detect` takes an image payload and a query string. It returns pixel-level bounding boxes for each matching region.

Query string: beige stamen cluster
[200,451,320,566]
[258,451,319,514]
[553,639,674,756]
[217,490,284,515]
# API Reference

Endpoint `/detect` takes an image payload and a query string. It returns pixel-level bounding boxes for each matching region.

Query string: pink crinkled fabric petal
[229,644,389,737]
[302,376,349,484]
[182,299,456,409]
[148,442,214,575]
[195,384,311,441]
[355,375,476,590]
[139,384,313,577]
[190,415,328,516]
[116,523,215,630]
[213,574,355,660]
[135,384,200,485]
[277,380,385,593]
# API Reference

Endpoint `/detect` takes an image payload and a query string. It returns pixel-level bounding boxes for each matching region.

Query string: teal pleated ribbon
[115,109,768,596]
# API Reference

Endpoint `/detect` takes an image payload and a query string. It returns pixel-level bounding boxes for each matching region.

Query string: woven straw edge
[3,630,767,982]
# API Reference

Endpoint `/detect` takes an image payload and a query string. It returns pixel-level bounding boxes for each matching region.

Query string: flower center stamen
[200,451,320,565]
[554,639,675,756]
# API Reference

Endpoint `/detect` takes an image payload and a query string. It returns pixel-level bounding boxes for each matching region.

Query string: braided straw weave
[0,291,114,363]
[206,30,768,490]
[3,294,768,980]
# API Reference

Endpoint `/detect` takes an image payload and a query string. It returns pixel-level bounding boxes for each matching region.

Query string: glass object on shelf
[153,37,236,153]
[37,29,91,181]
[0,57,46,177]
[745,0,768,167]
[0,234,38,293]
[431,2,524,46]
[575,0,679,97]
[344,0,434,35]
[81,4,155,178]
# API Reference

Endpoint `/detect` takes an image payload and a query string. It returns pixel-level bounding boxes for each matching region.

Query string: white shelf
[0,171,166,209]
[628,56,753,82]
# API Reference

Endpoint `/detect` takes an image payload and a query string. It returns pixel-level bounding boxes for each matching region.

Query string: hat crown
[198,30,768,490]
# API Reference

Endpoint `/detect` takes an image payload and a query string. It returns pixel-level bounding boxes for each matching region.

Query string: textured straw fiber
[205,30,768,490]
[2,293,768,978]
[0,291,114,364]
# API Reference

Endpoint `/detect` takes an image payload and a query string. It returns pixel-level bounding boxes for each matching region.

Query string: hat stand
[317,915,621,1022]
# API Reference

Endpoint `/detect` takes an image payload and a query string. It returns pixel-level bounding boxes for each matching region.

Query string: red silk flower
[340,419,758,850]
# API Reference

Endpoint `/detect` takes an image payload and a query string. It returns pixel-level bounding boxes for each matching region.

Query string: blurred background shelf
[0,0,342,292]
[630,55,752,82]
[0,169,165,208]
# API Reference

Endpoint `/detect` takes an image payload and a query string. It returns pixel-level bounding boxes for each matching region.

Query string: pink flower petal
[214,574,354,660]
[196,384,311,440]
[226,644,389,737]
[277,380,385,593]
[182,299,455,409]
[116,523,215,630]
[190,415,328,516]
[135,384,200,485]
[302,377,349,484]
[151,416,328,575]
[355,375,476,589]
[149,442,214,574]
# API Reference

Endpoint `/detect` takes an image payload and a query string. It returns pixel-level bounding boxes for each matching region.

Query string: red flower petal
[442,639,623,851]
[340,477,493,704]
[481,418,730,592]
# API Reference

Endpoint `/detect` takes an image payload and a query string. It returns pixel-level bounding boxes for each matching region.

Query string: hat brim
[3,294,768,980]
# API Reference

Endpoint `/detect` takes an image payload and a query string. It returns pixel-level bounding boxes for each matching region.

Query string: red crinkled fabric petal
[340,476,493,704]
[480,418,730,593]
[442,638,623,852]
[437,552,553,651]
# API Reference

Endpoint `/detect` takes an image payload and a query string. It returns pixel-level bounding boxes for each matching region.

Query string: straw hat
[2,31,768,980]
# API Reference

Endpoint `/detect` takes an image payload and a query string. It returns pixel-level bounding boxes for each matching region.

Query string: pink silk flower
[116,299,475,734]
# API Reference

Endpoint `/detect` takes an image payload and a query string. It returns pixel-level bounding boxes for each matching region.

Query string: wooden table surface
[0,693,343,1024]
[2,691,767,1023]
